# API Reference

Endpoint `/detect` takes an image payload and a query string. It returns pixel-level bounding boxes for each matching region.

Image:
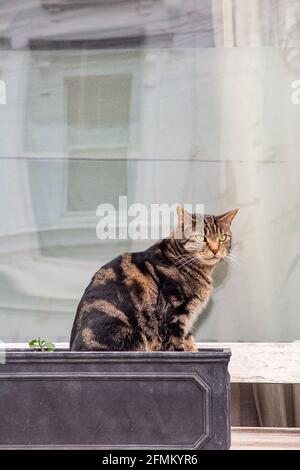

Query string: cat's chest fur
[184,285,213,331]
[160,265,213,333]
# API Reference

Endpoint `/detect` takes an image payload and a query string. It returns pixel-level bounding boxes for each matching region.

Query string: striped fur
[70,208,238,351]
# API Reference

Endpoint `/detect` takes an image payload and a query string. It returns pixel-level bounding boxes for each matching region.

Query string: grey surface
[0,349,231,449]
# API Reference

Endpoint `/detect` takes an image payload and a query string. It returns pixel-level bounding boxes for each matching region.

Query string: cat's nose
[208,243,219,254]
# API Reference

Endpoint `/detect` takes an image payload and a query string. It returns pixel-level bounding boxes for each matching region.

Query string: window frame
[3,341,299,384]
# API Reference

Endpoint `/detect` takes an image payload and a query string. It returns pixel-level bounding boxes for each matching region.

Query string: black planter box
[0,349,231,449]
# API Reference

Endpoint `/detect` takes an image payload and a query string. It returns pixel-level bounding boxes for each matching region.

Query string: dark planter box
[0,349,231,450]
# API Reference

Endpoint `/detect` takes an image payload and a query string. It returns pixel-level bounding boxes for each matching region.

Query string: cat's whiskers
[227,258,242,267]
[227,251,240,260]
[227,249,242,261]
[175,257,195,269]
[175,254,193,263]
[224,254,241,267]
[175,256,195,269]
[178,259,197,271]
[224,253,238,263]
[175,258,193,269]
[177,255,201,271]
[227,250,242,261]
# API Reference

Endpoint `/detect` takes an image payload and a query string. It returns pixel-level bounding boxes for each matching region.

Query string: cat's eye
[219,234,227,242]
[194,234,205,242]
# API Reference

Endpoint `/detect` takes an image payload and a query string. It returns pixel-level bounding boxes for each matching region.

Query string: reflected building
[0,1,299,342]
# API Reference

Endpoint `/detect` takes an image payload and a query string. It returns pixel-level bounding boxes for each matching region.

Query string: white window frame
[4,341,300,384]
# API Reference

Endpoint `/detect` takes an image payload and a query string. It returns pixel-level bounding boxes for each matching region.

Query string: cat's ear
[176,206,184,226]
[176,206,192,226]
[217,208,239,225]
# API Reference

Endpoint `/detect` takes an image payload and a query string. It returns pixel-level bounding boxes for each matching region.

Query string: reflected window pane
[67,160,127,212]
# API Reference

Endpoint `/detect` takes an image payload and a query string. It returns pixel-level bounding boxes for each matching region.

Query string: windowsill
[2,342,300,384]
[231,427,300,450]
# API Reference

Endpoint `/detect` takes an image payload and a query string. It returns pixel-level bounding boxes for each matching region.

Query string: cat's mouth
[197,252,225,263]
[205,253,224,262]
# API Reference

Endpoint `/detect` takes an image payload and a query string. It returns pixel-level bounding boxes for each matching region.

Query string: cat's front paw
[183,334,198,352]
[162,336,185,352]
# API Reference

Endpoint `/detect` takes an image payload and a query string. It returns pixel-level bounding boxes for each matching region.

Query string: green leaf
[28,338,55,351]
[43,341,55,352]
[29,339,40,348]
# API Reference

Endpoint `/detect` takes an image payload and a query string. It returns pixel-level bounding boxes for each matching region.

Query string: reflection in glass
[0,1,299,347]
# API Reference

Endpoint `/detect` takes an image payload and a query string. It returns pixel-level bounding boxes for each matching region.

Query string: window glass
[0,1,299,342]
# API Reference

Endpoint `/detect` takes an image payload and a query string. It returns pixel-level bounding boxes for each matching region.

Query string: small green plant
[29,337,55,352]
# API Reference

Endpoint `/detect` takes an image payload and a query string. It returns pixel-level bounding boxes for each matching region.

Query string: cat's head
[175,207,238,265]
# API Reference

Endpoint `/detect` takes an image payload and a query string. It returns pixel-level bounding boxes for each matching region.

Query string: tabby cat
[70,207,238,352]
